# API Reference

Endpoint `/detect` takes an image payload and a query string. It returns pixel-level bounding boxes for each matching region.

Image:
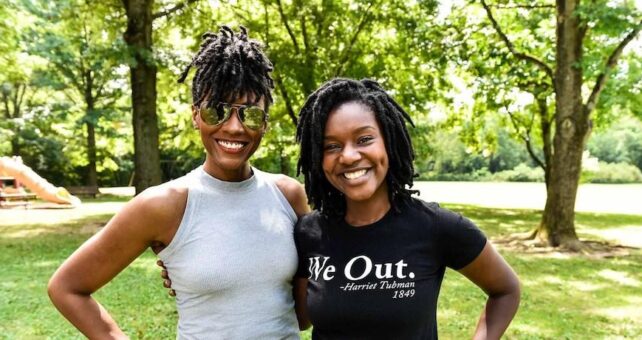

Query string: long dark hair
[296,78,418,218]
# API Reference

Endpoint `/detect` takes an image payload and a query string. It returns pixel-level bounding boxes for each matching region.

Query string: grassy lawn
[1,200,640,339]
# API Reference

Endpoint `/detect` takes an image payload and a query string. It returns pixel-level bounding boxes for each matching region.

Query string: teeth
[218,140,245,149]
[343,169,367,180]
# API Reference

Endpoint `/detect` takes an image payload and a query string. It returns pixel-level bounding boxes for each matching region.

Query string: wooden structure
[0,176,37,208]
[65,186,100,198]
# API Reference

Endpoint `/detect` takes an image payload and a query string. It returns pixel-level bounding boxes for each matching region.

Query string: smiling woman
[321,102,390,225]
[294,78,521,339]
[47,26,310,339]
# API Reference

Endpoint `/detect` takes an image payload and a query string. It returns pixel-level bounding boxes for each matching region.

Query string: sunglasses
[198,102,268,131]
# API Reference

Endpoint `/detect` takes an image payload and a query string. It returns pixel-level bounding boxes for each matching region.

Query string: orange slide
[0,156,81,206]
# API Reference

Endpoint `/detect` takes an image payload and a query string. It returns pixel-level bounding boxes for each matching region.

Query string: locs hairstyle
[296,78,418,218]
[178,25,274,110]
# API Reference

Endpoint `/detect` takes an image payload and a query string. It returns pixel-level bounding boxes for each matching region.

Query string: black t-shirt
[294,200,487,340]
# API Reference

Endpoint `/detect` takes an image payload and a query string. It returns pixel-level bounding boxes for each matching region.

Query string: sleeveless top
[157,166,300,339]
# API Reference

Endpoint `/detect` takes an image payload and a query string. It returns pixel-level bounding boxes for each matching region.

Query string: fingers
[157,259,175,297]
[156,260,167,269]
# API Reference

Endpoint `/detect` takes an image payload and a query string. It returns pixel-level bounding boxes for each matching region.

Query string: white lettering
[374,263,394,279]
[395,260,408,279]
[323,265,335,280]
[344,255,372,280]
[308,257,335,281]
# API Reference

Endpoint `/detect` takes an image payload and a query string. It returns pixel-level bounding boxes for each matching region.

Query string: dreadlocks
[178,25,274,110]
[296,78,418,219]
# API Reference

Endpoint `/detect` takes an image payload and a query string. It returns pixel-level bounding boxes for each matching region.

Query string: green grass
[1,200,640,339]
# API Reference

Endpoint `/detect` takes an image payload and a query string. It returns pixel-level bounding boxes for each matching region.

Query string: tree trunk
[84,72,98,188]
[123,0,162,194]
[86,121,98,187]
[538,0,587,249]
[536,93,552,187]
[3,84,22,156]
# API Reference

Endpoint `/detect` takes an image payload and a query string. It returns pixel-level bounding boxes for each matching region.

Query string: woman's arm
[274,175,312,330]
[293,277,311,330]
[47,186,185,339]
[458,242,521,340]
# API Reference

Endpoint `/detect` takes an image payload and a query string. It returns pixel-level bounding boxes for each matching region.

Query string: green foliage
[588,117,642,171]
[10,0,132,186]
[583,162,642,184]
[5,0,641,186]
[490,163,545,182]
[416,129,533,181]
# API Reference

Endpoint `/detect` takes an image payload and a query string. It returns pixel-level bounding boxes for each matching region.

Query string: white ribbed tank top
[158,166,300,339]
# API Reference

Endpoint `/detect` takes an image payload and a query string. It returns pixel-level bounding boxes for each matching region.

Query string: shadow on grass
[0,230,177,338]
[444,203,642,237]
[0,213,114,240]
[2,202,641,338]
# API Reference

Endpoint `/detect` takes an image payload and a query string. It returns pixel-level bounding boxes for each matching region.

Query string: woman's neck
[202,162,252,182]
[344,196,391,227]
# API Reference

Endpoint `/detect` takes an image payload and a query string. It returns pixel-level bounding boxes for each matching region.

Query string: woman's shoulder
[294,210,325,234]
[255,170,309,217]
[124,181,189,233]
[406,198,464,224]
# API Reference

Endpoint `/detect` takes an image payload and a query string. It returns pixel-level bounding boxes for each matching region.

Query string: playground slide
[0,157,81,206]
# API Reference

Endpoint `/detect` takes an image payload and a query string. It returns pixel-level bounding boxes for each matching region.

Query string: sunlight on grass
[592,296,642,320]
[597,269,640,287]
[2,201,641,338]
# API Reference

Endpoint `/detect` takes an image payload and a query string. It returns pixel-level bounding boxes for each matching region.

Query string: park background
[1,0,641,338]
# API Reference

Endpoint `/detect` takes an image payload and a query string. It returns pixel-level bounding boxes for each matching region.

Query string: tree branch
[2,91,10,119]
[262,0,270,48]
[481,0,555,82]
[300,10,310,53]
[333,2,374,76]
[584,20,642,115]
[506,109,545,170]
[52,59,83,93]
[489,4,554,10]
[15,83,26,118]
[274,72,298,125]
[222,0,251,23]
[152,0,199,20]
[275,0,300,53]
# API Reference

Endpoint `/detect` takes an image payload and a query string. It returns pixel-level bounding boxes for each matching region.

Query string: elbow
[47,270,87,309]
[489,274,521,306]
[501,274,521,308]
[47,271,66,307]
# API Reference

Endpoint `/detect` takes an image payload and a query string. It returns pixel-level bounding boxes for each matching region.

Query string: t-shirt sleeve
[437,209,487,270]
[293,216,310,278]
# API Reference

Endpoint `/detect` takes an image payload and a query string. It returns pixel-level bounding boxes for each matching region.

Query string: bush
[584,162,642,184]
[489,163,545,182]
[419,168,491,181]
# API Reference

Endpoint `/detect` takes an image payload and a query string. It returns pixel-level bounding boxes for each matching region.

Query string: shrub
[419,168,491,181]
[490,163,545,182]
[584,162,642,184]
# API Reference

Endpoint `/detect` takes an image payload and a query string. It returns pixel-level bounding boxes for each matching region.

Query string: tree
[24,0,127,187]
[214,0,443,174]
[0,1,31,156]
[455,0,641,248]
[121,0,199,194]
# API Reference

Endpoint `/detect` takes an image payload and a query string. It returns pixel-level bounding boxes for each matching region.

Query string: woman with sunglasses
[293,78,520,339]
[48,26,309,339]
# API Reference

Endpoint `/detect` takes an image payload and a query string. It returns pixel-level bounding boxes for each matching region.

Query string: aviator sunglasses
[198,102,268,131]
